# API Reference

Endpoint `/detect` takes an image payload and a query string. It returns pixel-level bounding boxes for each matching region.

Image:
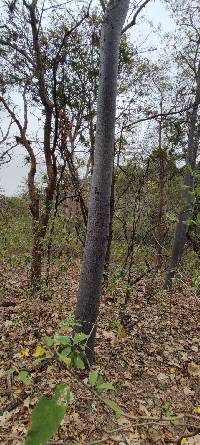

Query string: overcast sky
[0,0,175,196]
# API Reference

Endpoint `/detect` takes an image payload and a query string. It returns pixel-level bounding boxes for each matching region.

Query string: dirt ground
[0,262,200,445]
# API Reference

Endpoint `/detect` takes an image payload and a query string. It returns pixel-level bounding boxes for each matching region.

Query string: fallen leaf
[20,348,30,357]
[33,345,46,357]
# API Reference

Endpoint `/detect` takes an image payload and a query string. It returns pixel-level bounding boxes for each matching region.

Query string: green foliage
[18,370,32,386]
[109,320,126,338]
[0,196,32,264]
[25,384,70,445]
[105,399,123,417]
[24,366,120,445]
[166,212,178,223]
[88,371,115,394]
[44,320,88,370]
[162,401,172,417]
[189,271,200,295]
[59,317,82,331]
[106,270,132,302]
[7,368,32,386]
[88,370,99,387]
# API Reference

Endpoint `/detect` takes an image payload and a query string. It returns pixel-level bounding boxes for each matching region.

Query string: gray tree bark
[164,60,200,288]
[75,0,130,364]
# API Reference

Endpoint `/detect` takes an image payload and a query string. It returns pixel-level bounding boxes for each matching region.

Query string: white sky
[0,0,175,196]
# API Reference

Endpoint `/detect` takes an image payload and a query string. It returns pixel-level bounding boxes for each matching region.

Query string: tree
[164,3,200,288]
[0,0,90,290]
[74,0,151,365]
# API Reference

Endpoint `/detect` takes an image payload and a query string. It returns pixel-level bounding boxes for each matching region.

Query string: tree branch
[122,0,151,34]
[123,105,193,130]
[0,40,34,66]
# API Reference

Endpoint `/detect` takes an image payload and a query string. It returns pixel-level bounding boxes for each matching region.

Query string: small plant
[21,318,123,445]
[88,370,122,416]
[108,319,126,338]
[189,271,200,296]
[88,370,115,393]
[45,331,88,369]
[162,401,172,417]
[7,367,32,385]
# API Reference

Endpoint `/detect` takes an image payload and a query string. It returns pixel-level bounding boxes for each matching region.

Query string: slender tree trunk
[31,225,43,290]
[74,0,130,365]
[164,176,193,288]
[104,165,115,273]
[30,219,48,291]
[164,61,200,288]
[156,104,165,269]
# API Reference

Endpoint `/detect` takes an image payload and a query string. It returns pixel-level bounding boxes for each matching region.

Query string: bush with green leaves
[10,318,123,445]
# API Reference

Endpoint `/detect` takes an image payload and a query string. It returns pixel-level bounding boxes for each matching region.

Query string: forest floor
[0,260,200,445]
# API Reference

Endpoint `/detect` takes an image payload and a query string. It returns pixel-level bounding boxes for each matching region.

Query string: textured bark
[31,226,43,290]
[75,0,130,364]
[26,1,57,291]
[156,103,165,269]
[164,61,200,288]
[104,166,115,273]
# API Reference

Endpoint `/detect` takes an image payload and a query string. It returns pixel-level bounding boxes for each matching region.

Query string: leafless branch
[0,119,13,143]
[55,0,92,63]
[123,105,193,130]
[122,0,151,34]
[0,144,17,165]
[0,96,23,133]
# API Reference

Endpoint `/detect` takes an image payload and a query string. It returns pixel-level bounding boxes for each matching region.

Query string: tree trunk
[164,60,200,288]
[74,0,130,365]
[156,104,165,269]
[31,228,43,291]
[104,165,115,274]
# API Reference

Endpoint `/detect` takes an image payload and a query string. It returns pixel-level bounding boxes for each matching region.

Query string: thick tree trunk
[164,61,200,288]
[75,0,130,365]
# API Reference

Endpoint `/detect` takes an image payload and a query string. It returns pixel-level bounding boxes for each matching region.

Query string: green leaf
[96,374,104,386]
[73,333,88,345]
[58,352,72,367]
[74,354,85,369]
[7,367,16,376]
[25,398,66,445]
[54,336,71,345]
[118,326,126,338]
[60,318,82,330]
[195,186,200,197]
[97,383,115,392]
[196,212,200,223]
[53,384,71,403]
[162,401,172,417]
[184,218,195,226]
[62,347,72,356]
[105,399,123,417]
[166,212,178,223]
[18,370,32,386]
[89,371,99,387]
[44,337,54,347]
